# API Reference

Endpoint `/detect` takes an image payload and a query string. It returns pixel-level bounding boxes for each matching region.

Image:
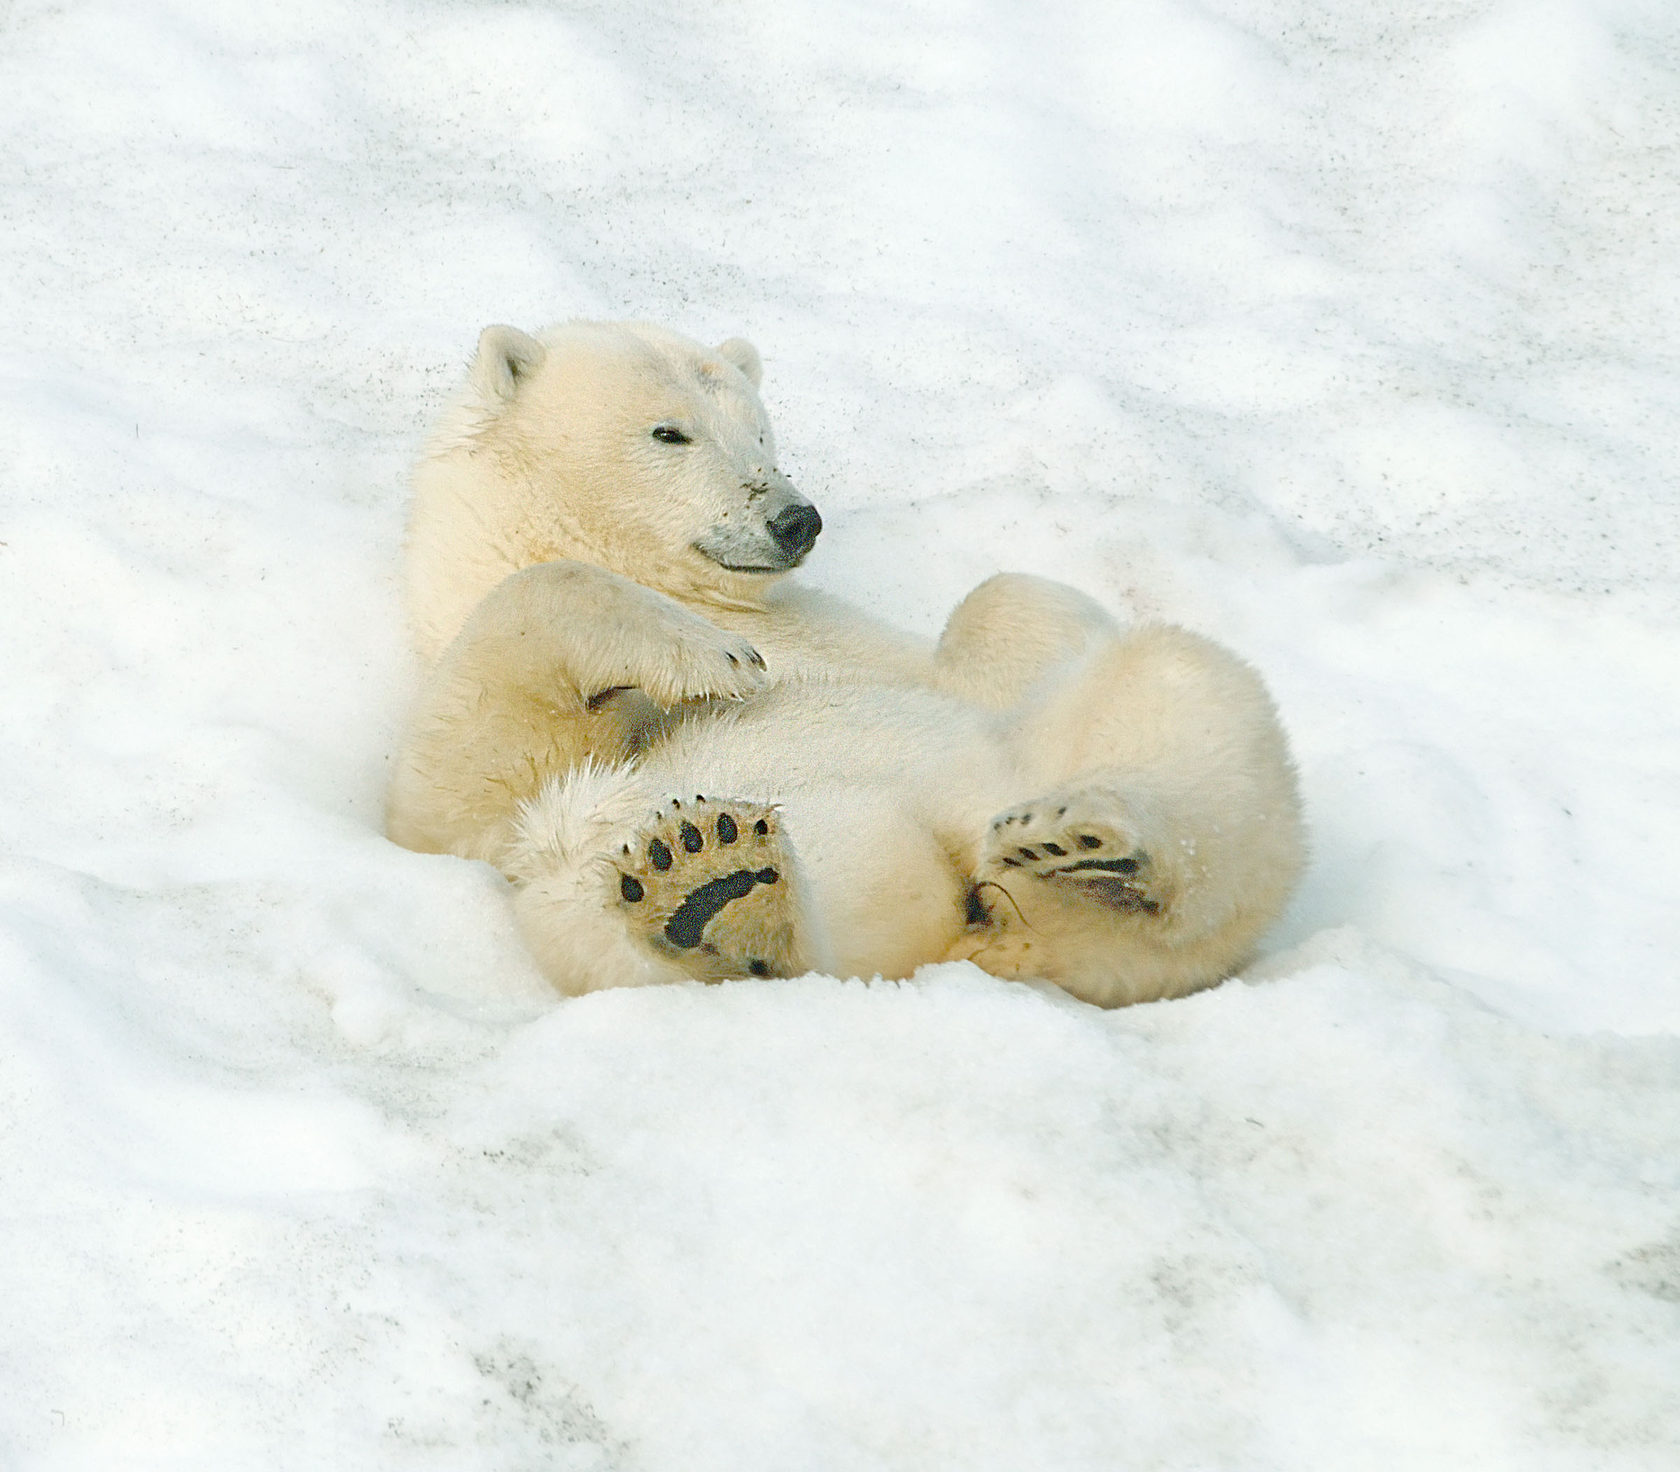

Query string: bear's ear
[715,337,762,389]
[472,325,546,402]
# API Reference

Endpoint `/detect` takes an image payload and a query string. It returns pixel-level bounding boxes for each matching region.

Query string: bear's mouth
[692,540,815,575]
[699,551,793,574]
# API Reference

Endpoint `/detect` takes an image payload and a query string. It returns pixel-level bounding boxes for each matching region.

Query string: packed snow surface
[3,0,1679,1466]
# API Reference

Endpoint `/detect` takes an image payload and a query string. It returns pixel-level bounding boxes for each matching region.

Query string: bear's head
[442,320,820,611]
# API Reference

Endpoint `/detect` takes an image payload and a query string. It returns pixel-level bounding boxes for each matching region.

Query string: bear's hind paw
[982,790,1163,915]
[611,795,808,981]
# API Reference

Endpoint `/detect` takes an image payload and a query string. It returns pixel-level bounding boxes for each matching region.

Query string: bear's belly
[635,679,1019,978]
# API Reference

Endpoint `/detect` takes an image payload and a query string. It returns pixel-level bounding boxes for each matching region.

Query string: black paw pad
[716,813,738,844]
[680,821,703,853]
[753,818,769,836]
[620,874,645,903]
[663,868,774,949]
[747,959,771,977]
[649,838,673,871]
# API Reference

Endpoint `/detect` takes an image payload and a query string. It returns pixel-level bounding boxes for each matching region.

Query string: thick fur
[388,321,1305,1007]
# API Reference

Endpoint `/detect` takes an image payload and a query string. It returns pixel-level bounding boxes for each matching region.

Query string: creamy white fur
[388,320,1305,1006]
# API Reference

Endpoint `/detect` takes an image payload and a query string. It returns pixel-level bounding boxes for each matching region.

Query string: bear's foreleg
[387,560,770,863]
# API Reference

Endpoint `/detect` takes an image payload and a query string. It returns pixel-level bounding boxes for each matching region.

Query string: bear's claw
[613,796,806,980]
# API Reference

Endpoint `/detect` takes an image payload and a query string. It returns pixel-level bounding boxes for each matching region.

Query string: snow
[2,0,1678,1465]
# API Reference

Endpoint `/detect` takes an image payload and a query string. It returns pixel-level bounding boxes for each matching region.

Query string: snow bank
[1,0,1677,1466]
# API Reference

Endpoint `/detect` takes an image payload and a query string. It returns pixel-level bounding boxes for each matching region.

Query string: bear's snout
[767,502,823,562]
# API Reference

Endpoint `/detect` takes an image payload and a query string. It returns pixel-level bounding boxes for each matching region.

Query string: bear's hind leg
[933,573,1120,710]
[953,625,1304,1007]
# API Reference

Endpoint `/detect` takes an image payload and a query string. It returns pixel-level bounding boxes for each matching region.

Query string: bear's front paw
[981,789,1163,915]
[611,795,807,980]
[633,613,770,707]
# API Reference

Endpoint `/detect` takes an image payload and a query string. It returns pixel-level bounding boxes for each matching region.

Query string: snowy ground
[2,0,1679,1466]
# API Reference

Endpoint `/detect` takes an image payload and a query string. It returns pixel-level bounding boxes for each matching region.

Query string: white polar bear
[387,320,1305,1008]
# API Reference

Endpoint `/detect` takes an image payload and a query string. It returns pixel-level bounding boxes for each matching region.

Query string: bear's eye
[651,424,691,445]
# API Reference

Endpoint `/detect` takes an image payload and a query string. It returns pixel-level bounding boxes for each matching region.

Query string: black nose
[767,502,822,561]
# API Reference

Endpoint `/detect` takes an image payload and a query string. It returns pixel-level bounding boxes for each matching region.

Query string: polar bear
[387,320,1304,1007]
